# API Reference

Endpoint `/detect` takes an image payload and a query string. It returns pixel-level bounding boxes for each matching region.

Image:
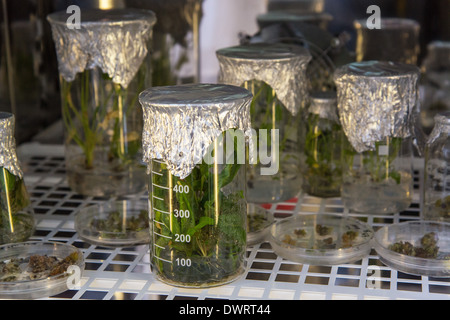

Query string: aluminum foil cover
[0,113,22,178]
[308,91,339,122]
[140,84,253,179]
[216,43,311,116]
[334,61,420,153]
[47,9,156,88]
[428,112,450,146]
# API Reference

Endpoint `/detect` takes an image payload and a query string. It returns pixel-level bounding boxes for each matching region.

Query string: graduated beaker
[216,43,311,203]
[48,9,156,197]
[0,112,35,244]
[140,84,252,287]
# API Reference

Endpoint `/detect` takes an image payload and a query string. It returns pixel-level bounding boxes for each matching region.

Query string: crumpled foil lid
[427,112,450,146]
[308,91,339,122]
[0,113,22,178]
[334,61,420,153]
[216,43,311,116]
[47,9,156,88]
[139,84,253,179]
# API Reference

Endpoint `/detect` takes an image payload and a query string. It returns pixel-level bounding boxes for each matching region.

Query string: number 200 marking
[174,234,191,243]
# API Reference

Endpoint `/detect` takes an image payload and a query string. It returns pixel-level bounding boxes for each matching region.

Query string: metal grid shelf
[15,142,450,300]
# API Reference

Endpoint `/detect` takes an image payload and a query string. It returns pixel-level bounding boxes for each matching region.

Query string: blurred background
[1,0,449,144]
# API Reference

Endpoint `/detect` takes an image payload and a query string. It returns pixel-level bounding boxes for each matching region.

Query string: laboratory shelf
[13,142,450,300]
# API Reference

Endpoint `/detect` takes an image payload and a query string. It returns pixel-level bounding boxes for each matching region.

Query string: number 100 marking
[176,257,191,267]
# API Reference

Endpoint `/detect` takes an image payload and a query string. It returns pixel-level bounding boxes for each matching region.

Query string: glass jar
[216,43,311,203]
[0,112,35,244]
[423,112,450,222]
[126,0,203,85]
[341,136,414,213]
[267,0,325,13]
[0,12,42,144]
[140,84,252,288]
[48,9,156,197]
[302,91,348,198]
[420,41,450,135]
[334,61,421,214]
[257,11,333,31]
[244,79,302,203]
[354,18,420,65]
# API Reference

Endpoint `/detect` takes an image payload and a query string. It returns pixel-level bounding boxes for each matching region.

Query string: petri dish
[374,220,450,277]
[75,200,150,247]
[269,214,374,265]
[247,204,274,246]
[0,241,85,299]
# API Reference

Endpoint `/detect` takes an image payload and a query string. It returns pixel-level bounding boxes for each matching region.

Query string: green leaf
[187,216,215,237]
[218,163,241,189]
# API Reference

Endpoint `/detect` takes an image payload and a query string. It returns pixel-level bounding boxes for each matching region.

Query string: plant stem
[2,168,13,233]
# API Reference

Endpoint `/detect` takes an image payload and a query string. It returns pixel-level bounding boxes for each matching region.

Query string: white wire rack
[16,142,450,300]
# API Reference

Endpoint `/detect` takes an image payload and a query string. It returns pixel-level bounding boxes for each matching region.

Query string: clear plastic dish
[0,241,85,299]
[247,204,274,246]
[269,214,374,265]
[374,220,450,277]
[75,200,150,247]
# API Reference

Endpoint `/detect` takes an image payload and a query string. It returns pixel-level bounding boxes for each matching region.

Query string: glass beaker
[423,112,450,222]
[216,43,311,203]
[354,18,420,65]
[334,61,421,214]
[257,11,333,31]
[126,0,203,85]
[244,79,302,203]
[267,0,325,13]
[140,84,252,288]
[302,91,348,198]
[420,41,450,135]
[0,11,42,144]
[341,136,414,214]
[0,112,35,244]
[47,9,156,197]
